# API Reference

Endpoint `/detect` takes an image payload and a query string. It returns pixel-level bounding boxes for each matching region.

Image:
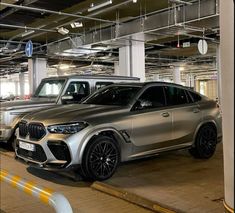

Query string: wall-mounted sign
[198,39,208,55]
[25,40,33,57]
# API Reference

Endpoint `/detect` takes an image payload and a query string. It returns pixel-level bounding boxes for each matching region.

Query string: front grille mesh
[19,121,46,140]
[28,123,46,140]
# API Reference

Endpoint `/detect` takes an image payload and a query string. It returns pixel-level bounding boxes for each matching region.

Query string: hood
[23,104,129,126]
[0,98,55,111]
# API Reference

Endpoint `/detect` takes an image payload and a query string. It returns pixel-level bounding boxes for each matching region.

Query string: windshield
[33,79,65,98]
[83,85,141,106]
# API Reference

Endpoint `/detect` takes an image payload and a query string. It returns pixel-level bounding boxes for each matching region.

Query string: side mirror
[133,99,152,111]
[140,100,152,108]
[61,95,74,104]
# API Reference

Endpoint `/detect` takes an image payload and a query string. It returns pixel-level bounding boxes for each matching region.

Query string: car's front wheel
[189,124,217,159]
[81,136,120,181]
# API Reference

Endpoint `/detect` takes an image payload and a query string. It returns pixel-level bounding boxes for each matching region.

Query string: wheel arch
[78,128,127,164]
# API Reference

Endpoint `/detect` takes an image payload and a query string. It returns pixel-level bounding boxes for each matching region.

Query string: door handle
[161,112,170,117]
[193,108,200,113]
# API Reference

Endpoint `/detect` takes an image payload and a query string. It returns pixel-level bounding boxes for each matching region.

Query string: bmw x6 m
[15,82,222,181]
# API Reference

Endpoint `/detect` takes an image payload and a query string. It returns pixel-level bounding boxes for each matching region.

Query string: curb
[91,181,184,213]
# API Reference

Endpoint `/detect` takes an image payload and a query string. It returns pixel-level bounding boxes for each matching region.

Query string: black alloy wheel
[82,136,120,181]
[189,124,217,159]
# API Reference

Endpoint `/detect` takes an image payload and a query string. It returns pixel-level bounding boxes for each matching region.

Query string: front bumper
[15,138,72,170]
[0,125,13,141]
[15,155,80,172]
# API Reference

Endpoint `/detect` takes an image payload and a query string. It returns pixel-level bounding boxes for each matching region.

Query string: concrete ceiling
[0,0,219,79]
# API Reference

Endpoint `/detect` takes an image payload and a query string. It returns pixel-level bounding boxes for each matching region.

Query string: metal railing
[0,169,73,213]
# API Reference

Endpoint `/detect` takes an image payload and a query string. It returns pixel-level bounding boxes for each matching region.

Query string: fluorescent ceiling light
[21,30,35,37]
[133,0,137,3]
[59,64,70,70]
[88,0,112,12]
[58,27,69,35]
[70,22,83,28]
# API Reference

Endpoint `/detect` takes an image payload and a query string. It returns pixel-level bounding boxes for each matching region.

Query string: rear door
[164,86,202,146]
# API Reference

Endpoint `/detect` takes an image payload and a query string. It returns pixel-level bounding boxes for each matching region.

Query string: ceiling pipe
[0,23,57,33]
[0,2,116,24]
[0,40,41,45]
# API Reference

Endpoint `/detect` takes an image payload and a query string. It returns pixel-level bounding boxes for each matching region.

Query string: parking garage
[0,0,234,213]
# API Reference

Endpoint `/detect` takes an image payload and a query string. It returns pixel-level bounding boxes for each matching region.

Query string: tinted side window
[189,91,202,102]
[95,82,113,90]
[135,86,166,110]
[164,86,188,106]
[64,82,90,102]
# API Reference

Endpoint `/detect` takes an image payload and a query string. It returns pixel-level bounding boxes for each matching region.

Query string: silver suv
[16,82,222,181]
[0,75,139,148]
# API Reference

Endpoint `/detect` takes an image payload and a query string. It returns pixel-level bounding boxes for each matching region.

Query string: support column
[19,72,25,98]
[114,62,120,76]
[28,58,47,95]
[14,81,19,97]
[185,74,195,88]
[118,33,145,81]
[173,66,181,84]
[220,0,234,212]
[119,45,131,76]
[216,44,222,103]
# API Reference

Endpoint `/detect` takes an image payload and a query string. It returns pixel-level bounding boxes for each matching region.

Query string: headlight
[47,122,88,134]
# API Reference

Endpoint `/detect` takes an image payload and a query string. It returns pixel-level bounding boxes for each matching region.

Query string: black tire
[8,134,16,151]
[81,136,120,181]
[189,124,217,159]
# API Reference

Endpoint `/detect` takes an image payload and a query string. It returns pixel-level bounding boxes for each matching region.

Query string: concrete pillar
[114,62,120,76]
[220,0,234,212]
[173,66,181,84]
[28,58,47,95]
[119,45,131,76]
[216,44,222,103]
[130,33,145,82]
[185,74,195,88]
[19,72,25,98]
[14,81,19,96]
[118,33,145,81]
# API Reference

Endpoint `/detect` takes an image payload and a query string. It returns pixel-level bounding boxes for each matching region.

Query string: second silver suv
[0,75,139,148]
[16,82,222,181]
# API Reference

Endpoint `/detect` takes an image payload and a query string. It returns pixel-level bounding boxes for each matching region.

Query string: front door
[130,86,173,148]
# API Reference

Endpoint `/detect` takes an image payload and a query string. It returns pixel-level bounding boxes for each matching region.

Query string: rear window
[188,91,202,102]
[164,86,189,106]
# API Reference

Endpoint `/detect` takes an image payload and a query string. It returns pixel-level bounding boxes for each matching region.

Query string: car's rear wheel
[81,136,120,181]
[189,124,217,159]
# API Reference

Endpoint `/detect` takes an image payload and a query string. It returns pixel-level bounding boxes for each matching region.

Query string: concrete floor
[0,143,224,213]
[105,143,224,213]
